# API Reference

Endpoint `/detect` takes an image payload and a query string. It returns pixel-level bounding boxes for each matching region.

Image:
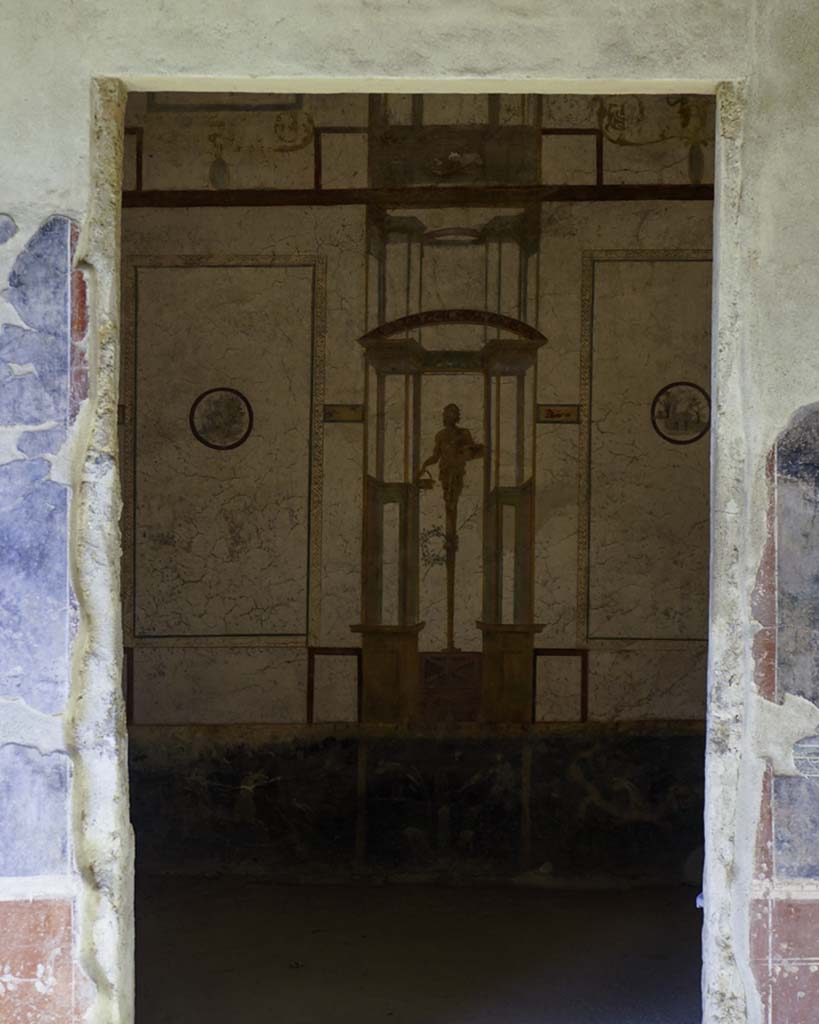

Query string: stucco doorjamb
[70,76,752,1024]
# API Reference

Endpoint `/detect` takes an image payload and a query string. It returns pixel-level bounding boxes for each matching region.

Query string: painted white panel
[133,263,314,638]
[535,654,583,721]
[313,654,358,723]
[134,648,308,724]
[588,647,706,720]
[588,259,711,640]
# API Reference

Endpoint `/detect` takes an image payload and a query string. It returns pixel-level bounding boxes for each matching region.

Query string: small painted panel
[587,647,706,720]
[132,647,307,724]
[419,652,481,723]
[536,403,579,424]
[540,133,598,185]
[0,746,69,875]
[769,964,819,1024]
[0,899,79,1024]
[319,131,368,189]
[311,653,358,723]
[793,734,819,777]
[538,95,714,176]
[323,403,364,423]
[141,110,315,189]
[770,899,819,961]
[369,125,540,188]
[535,653,583,721]
[773,776,819,879]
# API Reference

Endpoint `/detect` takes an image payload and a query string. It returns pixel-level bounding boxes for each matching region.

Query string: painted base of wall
[129,724,705,885]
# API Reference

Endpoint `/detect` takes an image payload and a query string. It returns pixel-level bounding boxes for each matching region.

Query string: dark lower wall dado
[129,723,704,885]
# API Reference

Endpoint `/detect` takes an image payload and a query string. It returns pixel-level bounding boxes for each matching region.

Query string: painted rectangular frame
[576,248,713,651]
[120,252,328,648]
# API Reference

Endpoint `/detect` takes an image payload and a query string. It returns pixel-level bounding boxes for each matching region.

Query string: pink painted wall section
[751,894,819,1024]
[0,900,89,1023]
[752,449,776,702]
[69,221,88,422]
[750,433,819,1023]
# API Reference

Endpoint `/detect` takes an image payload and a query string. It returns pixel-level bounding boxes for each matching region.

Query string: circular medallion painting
[651,381,710,445]
[189,388,253,450]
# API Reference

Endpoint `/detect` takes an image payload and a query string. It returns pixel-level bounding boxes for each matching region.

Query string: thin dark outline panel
[577,250,712,646]
[121,253,327,645]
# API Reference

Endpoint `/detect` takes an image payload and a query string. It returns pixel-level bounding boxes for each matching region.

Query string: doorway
[120,88,714,1022]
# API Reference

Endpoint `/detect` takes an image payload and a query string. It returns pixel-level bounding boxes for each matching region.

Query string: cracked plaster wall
[120,95,714,725]
[1,1,819,1023]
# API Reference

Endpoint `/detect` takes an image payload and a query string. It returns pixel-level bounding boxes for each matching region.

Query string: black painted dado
[129,727,704,883]
[529,732,704,883]
[129,736,358,877]
[365,738,522,874]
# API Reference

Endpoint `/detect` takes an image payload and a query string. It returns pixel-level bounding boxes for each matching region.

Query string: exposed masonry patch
[7,362,36,377]
[0,215,17,246]
[792,735,819,777]
[752,693,819,776]
[0,421,58,466]
[0,698,64,753]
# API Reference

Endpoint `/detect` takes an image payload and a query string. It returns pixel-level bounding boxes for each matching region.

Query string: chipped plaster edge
[65,77,134,1024]
[702,79,760,1024]
[752,693,819,776]
[0,699,64,755]
[116,74,723,95]
[0,875,80,902]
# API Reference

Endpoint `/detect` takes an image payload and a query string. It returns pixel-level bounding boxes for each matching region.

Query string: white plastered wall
[5,1,819,1021]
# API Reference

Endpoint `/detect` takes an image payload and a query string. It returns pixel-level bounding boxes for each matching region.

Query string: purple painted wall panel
[0,745,69,876]
[774,407,819,879]
[0,217,72,715]
[0,214,81,1020]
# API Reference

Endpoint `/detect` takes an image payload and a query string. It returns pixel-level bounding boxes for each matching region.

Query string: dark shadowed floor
[135,878,702,1024]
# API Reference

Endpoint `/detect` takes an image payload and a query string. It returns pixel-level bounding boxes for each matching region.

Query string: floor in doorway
[136,877,702,1024]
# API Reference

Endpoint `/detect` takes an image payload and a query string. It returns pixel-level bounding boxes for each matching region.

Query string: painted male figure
[419,403,484,649]
[419,403,485,530]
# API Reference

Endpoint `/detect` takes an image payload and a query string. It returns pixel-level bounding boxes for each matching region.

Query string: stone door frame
[73,77,753,1023]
